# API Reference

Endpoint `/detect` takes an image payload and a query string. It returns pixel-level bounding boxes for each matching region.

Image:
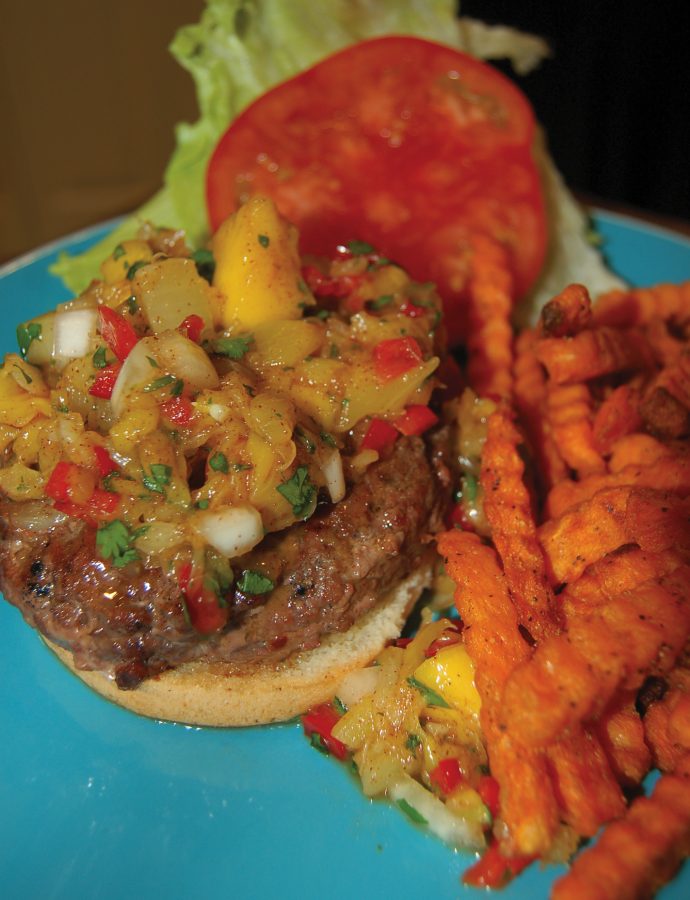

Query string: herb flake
[406,676,451,708]
[277,466,317,519]
[237,570,275,595]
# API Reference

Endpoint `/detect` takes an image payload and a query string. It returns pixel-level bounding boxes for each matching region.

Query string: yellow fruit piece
[413,643,481,716]
[100,240,153,284]
[212,196,309,329]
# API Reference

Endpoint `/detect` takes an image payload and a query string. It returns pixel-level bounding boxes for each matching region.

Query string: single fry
[536,326,651,385]
[592,384,642,454]
[593,280,690,327]
[594,697,652,787]
[538,283,592,337]
[480,406,562,640]
[546,382,606,477]
[551,754,690,900]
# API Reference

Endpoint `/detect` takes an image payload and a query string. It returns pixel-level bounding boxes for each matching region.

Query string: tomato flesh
[206,36,546,345]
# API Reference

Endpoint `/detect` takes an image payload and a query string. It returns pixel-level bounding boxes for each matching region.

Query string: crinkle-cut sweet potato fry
[645,315,686,366]
[501,566,690,747]
[536,326,653,386]
[545,726,625,837]
[561,546,682,613]
[645,668,690,773]
[640,350,690,439]
[624,489,690,558]
[608,432,676,472]
[538,283,592,337]
[544,455,690,519]
[465,233,514,401]
[513,329,568,492]
[593,281,690,328]
[592,384,643,455]
[550,754,690,900]
[546,382,606,477]
[594,696,652,787]
[437,529,560,856]
[480,406,563,640]
[538,486,632,584]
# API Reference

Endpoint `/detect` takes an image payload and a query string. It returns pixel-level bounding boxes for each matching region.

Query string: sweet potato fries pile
[439,279,690,897]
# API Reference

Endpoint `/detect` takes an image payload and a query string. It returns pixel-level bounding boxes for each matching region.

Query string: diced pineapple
[413,643,481,716]
[212,196,310,329]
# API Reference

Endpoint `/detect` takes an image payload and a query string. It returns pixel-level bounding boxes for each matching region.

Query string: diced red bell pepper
[88,362,122,399]
[160,396,195,426]
[302,702,349,760]
[93,445,119,478]
[394,404,438,436]
[447,501,475,532]
[477,775,501,819]
[400,299,426,318]
[360,417,399,453]
[373,336,423,380]
[89,488,121,517]
[424,626,463,658]
[301,264,362,300]
[178,314,205,343]
[98,306,139,361]
[429,758,464,795]
[462,842,536,888]
[177,560,229,634]
[45,461,95,505]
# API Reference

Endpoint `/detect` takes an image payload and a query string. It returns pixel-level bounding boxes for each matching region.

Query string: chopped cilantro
[191,248,215,282]
[310,733,329,755]
[143,374,176,393]
[170,378,184,397]
[209,451,229,473]
[112,244,126,260]
[126,260,148,280]
[13,363,32,384]
[146,356,159,368]
[406,733,422,752]
[237,570,274,595]
[320,431,337,448]
[16,322,41,358]
[126,295,138,314]
[396,798,428,825]
[406,676,451,708]
[329,343,340,359]
[195,498,209,509]
[294,426,316,454]
[211,335,253,359]
[232,462,253,472]
[96,520,140,568]
[277,466,317,519]
[369,294,394,310]
[463,473,478,503]
[347,239,375,256]
[92,346,108,369]
[142,463,172,494]
[333,696,348,715]
[257,233,270,248]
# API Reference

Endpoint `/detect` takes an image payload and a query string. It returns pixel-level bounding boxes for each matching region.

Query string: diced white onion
[53,308,98,363]
[156,331,219,391]
[335,666,381,708]
[110,338,158,418]
[389,775,485,850]
[192,504,263,558]
[207,402,230,422]
[321,448,345,503]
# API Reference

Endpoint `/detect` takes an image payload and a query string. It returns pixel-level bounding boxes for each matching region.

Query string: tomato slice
[206,36,547,346]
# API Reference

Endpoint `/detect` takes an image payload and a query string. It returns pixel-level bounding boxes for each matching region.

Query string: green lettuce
[51,0,624,314]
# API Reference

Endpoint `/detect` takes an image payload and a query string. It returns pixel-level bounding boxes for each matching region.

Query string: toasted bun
[43,564,432,727]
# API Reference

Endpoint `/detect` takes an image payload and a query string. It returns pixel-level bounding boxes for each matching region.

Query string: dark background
[1,2,688,264]
[461,2,690,228]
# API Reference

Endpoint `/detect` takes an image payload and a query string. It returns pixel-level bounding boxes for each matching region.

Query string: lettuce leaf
[51,0,624,313]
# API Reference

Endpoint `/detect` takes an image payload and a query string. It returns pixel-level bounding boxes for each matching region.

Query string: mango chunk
[413,643,481,716]
[212,196,311,329]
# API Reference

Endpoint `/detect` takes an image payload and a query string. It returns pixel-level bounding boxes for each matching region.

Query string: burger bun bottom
[42,564,432,727]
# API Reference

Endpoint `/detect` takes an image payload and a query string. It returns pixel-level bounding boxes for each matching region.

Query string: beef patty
[0,432,451,689]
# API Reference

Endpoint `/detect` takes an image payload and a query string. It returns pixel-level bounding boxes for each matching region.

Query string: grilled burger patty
[0,433,451,689]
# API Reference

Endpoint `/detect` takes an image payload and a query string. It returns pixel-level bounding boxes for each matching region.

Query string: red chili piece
[394,404,439,436]
[177,561,229,634]
[178,314,205,343]
[302,703,349,760]
[462,842,536,889]
[373,337,423,380]
[160,396,195,426]
[88,362,122,400]
[360,418,399,453]
[400,299,427,318]
[429,758,464,795]
[45,461,120,522]
[98,306,139,361]
[424,627,463,658]
[477,774,501,819]
[93,445,119,478]
[301,264,362,299]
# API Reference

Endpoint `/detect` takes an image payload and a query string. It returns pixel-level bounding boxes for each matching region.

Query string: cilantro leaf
[209,451,229,473]
[16,322,42,358]
[191,248,215,283]
[143,374,176,393]
[347,239,375,256]
[396,798,428,825]
[257,233,270,248]
[96,520,140,568]
[406,676,451,708]
[211,335,253,359]
[92,346,109,369]
[237,570,274,595]
[142,463,172,494]
[277,466,317,519]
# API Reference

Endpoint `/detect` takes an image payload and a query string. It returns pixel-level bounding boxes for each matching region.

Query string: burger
[0,195,452,726]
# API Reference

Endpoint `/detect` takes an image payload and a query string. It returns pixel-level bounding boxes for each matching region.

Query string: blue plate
[1,213,689,900]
